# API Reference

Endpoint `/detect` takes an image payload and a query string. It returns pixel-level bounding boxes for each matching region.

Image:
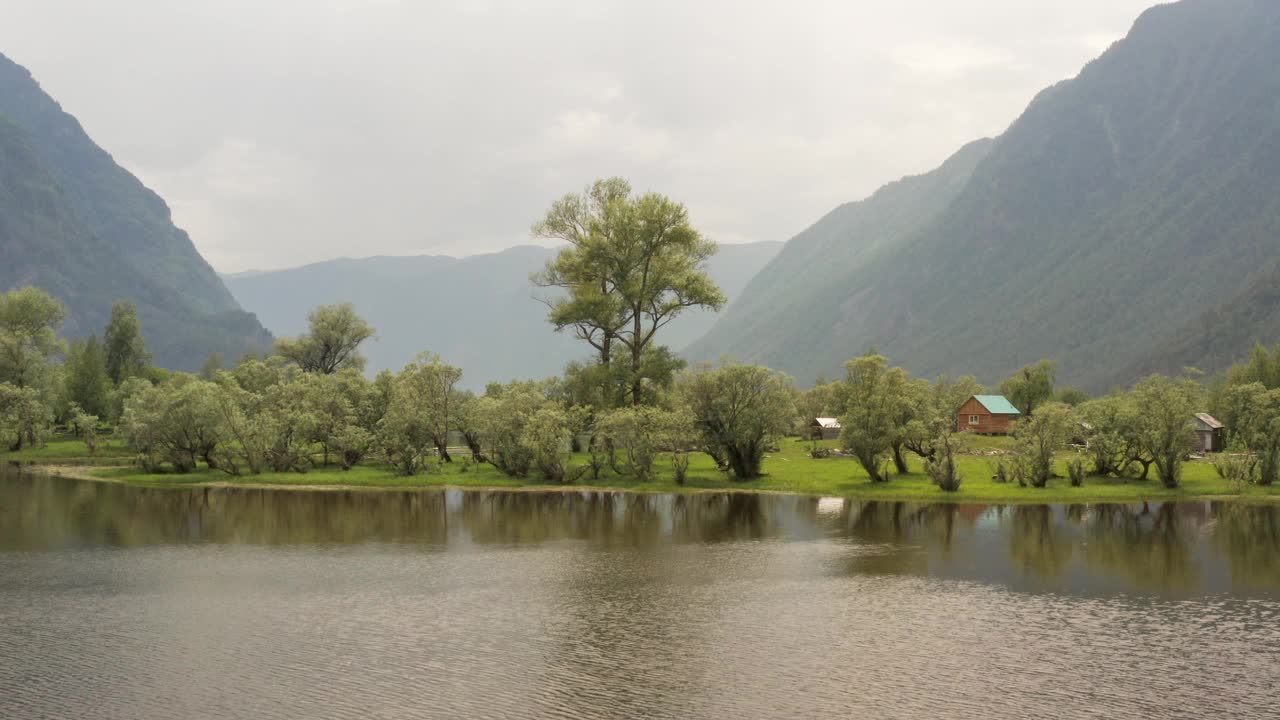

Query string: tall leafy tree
[1130,375,1199,489]
[64,335,111,418]
[0,286,66,390]
[1011,402,1076,487]
[276,303,375,374]
[103,301,151,385]
[0,382,51,451]
[1000,359,1057,416]
[838,352,908,483]
[390,353,463,462]
[533,177,725,406]
[676,362,795,480]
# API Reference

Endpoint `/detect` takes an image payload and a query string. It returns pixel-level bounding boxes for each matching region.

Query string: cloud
[0,0,1158,271]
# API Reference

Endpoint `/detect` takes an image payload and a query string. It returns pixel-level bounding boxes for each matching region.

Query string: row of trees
[791,352,1213,491]
[0,291,791,484]
[0,287,153,450]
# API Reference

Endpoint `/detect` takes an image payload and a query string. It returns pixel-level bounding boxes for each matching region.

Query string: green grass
[1,437,135,465]
[13,437,1278,504]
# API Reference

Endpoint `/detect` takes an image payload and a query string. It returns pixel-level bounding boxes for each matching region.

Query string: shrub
[925,454,962,492]
[1066,458,1086,487]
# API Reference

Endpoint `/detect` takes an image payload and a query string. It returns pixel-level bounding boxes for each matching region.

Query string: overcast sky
[2,0,1156,271]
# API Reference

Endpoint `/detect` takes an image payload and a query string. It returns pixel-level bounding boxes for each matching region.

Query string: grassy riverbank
[9,436,1280,503]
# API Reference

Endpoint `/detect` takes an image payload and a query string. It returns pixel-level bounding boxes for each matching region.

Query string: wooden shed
[956,395,1021,435]
[1193,413,1224,453]
[809,417,841,441]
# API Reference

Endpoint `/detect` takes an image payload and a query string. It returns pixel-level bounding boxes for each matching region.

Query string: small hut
[809,417,841,441]
[956,395,1021,435]
[1193,413,1224,453]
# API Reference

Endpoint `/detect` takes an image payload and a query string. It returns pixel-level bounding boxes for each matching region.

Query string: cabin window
[968,415,980,425]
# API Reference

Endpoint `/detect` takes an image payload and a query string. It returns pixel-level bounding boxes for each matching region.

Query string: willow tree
[0,286,66,390]
[275,303,375,375]
[533,177,724,406]
[839,352,909,483]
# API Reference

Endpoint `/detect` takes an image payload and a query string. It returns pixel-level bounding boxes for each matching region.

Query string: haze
[1,0,1153,271]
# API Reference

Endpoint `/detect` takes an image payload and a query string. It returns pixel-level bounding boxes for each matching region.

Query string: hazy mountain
[225,242,782,389]
[0,53,271,369]
[1121,261,1280,383]
[687,0,1280,392]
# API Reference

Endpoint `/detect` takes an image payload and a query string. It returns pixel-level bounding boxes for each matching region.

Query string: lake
[1,466,1278,719]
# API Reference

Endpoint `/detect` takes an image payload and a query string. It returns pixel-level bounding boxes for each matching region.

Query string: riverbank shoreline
[18,460,1280,506]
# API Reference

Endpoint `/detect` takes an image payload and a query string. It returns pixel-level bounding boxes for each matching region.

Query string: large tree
[103,301,151,385]
[676,362,795,480]
[533,177,724,406]
[64,335,111,418]
[1000,359,1057,416]
[276,303,375,374]
[838,352,909,483]
[390,353,463,462]
[0,286,66,390]
[1130,375,1199,489]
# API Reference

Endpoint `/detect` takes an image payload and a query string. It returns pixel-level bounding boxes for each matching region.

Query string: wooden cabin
[956,395,1021,435]
[1193,413,1224,453]
[809,417,841,441]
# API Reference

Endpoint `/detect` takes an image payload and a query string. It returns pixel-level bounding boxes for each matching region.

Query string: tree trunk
[892,443,909,474]
[631,313,643,406]
[437,441,452,463]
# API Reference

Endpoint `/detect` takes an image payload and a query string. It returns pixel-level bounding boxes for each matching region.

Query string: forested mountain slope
[225,242,782,389]
[1121,261,1280,383]
[0,53,271,368]
[688,0,1280,392]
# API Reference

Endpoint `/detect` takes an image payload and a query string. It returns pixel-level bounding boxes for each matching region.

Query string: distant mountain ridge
[687,0,1280,391]
[224,242,782,389]
[0,52,271,368]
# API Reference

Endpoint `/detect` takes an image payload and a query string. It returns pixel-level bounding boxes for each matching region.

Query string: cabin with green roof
[957,395,1021,435]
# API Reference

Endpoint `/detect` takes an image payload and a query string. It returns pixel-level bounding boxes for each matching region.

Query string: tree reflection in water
[3,467,1280,596]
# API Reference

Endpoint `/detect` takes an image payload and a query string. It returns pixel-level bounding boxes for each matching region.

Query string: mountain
[224,241,782,389]
[0,53,271,369]
[687,0,1280,392]
[1122,260,1280,382]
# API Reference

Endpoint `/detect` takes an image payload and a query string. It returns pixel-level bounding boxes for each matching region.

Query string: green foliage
[522,406,572,483]
[1000,360,1056,416]
[900,374,984,461]
[0,286,66,391]
[120,376,223,473]
[376,355,462,475]
[0,381,51,451]
[275,303,375,375]
[1066,458,1086,487]
[1077,395,1149,478]
[838,352,908,483]
[66,404,101,455]
[199,352,225,380]
[1217,383,1280,486]
[923,427,964,492]
[103,302,151,384]
[676,362,795,480]
[63,335,111,418]
[1012,402,1076,488]
[1130,375,1200,489]
[595,406,689,482]
[1054,387,1090,406]
[472,382,567,480]
[533,177,724,406]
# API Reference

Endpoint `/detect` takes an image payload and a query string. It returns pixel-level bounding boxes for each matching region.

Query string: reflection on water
[2,467,1279,719]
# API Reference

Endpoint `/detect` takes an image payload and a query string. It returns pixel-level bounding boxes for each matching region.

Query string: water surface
[1,467,1278,719]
